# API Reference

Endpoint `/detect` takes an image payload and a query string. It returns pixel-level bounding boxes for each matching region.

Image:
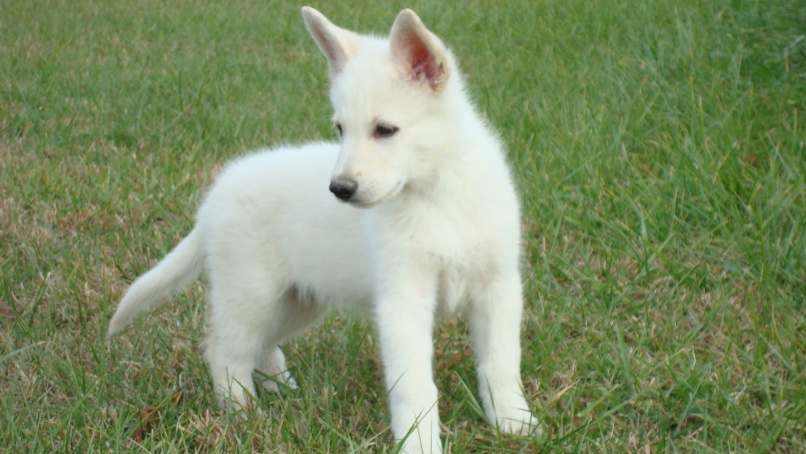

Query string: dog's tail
[107,227,204,336]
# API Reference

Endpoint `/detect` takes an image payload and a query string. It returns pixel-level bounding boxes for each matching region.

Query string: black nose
[329,177,358,201]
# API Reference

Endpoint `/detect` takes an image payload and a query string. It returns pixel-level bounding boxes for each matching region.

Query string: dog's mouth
[349,180,405,208]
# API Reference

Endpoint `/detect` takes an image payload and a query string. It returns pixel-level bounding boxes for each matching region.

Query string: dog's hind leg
[254,289,325,392]
[467,271,540,436]
[204,275,284,411]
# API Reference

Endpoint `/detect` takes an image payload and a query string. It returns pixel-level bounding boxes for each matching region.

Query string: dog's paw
[257,370,298,392]
[397,436,442,454]
[283,375,299,390]
[495,408,541,436]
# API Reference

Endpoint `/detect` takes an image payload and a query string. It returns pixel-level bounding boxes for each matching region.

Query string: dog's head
[302,7,455,208]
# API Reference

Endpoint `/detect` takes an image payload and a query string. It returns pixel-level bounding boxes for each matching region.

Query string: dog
[108,6,539,452]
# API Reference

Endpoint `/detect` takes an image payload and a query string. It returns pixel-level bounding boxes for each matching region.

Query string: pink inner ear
[408,43,441,89]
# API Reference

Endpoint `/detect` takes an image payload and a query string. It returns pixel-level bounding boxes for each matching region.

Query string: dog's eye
[373,124,399,139]
[334,123,343,137]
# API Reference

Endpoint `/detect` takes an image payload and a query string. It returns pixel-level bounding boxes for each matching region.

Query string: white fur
[108,7,538,453]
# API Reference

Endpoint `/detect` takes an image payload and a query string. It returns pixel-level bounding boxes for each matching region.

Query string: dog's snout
[329,177,358,201]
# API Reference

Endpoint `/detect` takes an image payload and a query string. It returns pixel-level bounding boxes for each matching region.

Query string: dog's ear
[389,9,450,92]
[302,7,362,77]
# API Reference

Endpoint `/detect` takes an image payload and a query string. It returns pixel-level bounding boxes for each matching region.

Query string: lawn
[1,0,804,452]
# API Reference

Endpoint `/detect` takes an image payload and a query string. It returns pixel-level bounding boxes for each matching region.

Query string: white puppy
[109,7,538,452]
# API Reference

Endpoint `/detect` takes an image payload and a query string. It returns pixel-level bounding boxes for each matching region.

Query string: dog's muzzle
[329,176,358,202]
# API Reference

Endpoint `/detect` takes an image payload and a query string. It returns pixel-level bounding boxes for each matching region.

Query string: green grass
[1,0,804,451]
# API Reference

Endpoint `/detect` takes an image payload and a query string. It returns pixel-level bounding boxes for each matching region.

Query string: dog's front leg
[375,262,442,453]
[468,271,540,436]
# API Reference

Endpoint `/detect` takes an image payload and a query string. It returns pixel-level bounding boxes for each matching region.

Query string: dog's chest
[430,238,498,320]
[435,262,472,319]
[375,191,511,318]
